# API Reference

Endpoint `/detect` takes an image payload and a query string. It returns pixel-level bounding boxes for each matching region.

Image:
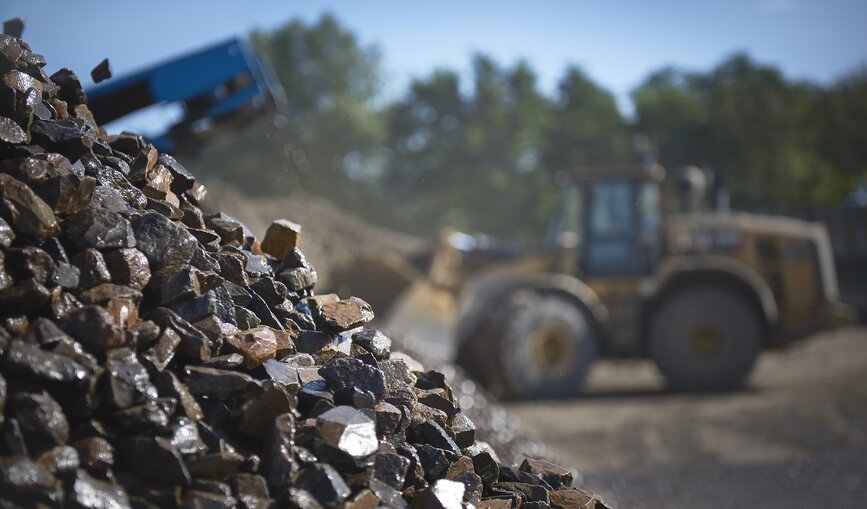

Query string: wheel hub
[530,324,575,372]
[690,327,722,357]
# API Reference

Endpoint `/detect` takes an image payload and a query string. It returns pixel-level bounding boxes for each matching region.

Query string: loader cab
[550,165,665,278]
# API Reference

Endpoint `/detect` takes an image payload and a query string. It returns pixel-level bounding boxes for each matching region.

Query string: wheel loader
[334,164,854,398]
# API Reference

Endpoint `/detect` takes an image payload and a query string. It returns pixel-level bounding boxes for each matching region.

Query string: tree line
[189,14,867,241]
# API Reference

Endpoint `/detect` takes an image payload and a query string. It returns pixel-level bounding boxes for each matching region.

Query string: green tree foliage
[377,56,561,239]
[633,53,863,207]
[543,66,637,172]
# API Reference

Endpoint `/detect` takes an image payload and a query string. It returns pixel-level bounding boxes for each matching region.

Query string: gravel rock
[0,26,607,509]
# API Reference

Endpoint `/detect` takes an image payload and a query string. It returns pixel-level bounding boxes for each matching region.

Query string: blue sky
[3,0,865,132]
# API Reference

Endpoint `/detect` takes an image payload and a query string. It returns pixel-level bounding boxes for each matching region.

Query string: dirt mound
[202,180,426,291]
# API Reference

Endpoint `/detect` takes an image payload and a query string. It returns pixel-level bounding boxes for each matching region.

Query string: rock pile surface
[0,22,609,509]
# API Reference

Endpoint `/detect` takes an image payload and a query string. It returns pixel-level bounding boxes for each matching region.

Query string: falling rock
[91,58,112,83]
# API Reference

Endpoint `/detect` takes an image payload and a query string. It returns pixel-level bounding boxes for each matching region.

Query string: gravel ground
[506,326,867,509]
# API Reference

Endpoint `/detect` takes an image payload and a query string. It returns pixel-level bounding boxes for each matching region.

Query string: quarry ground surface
[506,326,867,509]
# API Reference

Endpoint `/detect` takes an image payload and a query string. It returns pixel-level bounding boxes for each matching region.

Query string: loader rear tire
[649,286,761,391]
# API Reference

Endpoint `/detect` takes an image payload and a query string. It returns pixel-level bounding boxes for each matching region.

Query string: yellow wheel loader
[335,165,854,398]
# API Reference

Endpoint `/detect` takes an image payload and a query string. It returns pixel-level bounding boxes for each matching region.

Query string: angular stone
[150,308,213,362]
[0,216,14,247]
[69,468,132,509]
[0,114,27,143]
[50,261,80,288]
[373,452,410,490]
[132,211,197,270]
[261,219,301,261]
[450,412,475,449]
[36,173,97,216]
[87,165,148,210]
[91,58,112,83]
[0,278,52,313]
[152,370,203,421]
[319,356,386,400]
[547,488,598,509]
[3,18,24,38]
[77,283,141,305]
[2,339,89,385]
[318,297,374,332]
[157,153,195,194]
[167,417,207,455]
[333,386,375,409]
[62,208,135,250]
[417,391,457,420]
[249,278,287,307]
[105,347,157,409]
[50,68,87,106]
[223,326,284,369]
[352,329,391,360]
[206,212,244,246]
[58,305,125,353]
[295,463,351,509]
[71,248,112,289]
[261,412,297,491]
[277,266,316,292]
[111,399,171,432]
[519,458,573,489]
[5,246,54,284]
[0,173,60,238]
[73,437,115,473]
[158,266,201,305]
[142,326,181,371]
[118,435,190,485]
[0,456,58,504]
[315,406,378,466]
[30,118,94,160]
[411,479,465,509]
[103,247,150,290]
[89,185,130,213]
[184,366,261,398]
[37,444,80,476]
[239,381,294,439]
[296,331,335,355]
[10,389,69,453]
[186,451,245,480]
